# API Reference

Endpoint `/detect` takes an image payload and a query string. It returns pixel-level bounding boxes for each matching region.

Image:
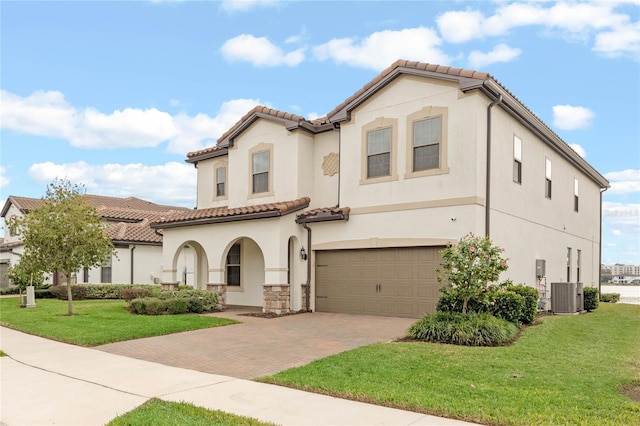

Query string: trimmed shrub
[408,311,517,346]
[0,286,20,295]
[489,291,525,325]
[82,284,127,299]
[187,297,205,313]
[165,297,189,314]
[505,284,539,324]
[158,289,218,312]
[121,287,153,301]
[436,288,489,314]
[601,293,620,303]
[34,288,55,299]
[50,285,89,300]
[129,297,167,315]
[584,287,599,311]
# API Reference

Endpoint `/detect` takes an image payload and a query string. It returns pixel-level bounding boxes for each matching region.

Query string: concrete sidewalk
[0,327,478,426]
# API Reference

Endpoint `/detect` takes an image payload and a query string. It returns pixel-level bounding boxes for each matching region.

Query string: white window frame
[513,135,522,184]
[545,158,552,199]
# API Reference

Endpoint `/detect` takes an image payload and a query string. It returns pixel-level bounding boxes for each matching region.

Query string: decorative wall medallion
[322,152,339,176]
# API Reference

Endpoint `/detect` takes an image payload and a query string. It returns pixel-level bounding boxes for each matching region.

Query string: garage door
[315,247,444,318]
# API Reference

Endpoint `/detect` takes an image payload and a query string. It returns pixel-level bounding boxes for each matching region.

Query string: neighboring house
[1,195,189,288]
[150,59,609,318]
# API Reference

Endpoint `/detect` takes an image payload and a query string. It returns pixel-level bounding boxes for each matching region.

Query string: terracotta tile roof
[1,194,189,245]
[108,218,163,244]
[0,240,23,251]
[152,197,310,228]
[217,105,307,144]
[296,206,350,223]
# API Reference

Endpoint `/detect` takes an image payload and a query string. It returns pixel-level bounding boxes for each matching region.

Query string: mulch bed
[238,309,309,319]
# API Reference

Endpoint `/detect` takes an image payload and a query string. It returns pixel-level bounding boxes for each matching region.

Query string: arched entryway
[222,237,265,307]
[172,241,208,290]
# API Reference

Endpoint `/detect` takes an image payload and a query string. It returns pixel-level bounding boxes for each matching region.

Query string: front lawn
[262,303,640,425]
[0,297,238,346]
[108,398,276,426]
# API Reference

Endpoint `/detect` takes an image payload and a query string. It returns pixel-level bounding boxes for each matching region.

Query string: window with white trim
[412,117,441,172]
[545,158,552,199]
[513,135,522,184]
[577,249,582,283]
[574,178,579,212]
[252,151,269,193]
[566,247,572,282]
[216,167,226,197]
[366,127,391,178]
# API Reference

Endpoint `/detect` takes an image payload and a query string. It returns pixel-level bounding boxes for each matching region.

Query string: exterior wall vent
[551,282,583,314]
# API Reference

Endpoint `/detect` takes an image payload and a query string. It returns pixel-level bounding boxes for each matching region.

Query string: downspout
[485,94,503,237]
[599,188,605,297]
[302,222,312,312]
[336,123,342,208]
[130,245,136,284]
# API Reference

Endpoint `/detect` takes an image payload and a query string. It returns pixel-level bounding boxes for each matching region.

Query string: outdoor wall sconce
[300,246,308,261]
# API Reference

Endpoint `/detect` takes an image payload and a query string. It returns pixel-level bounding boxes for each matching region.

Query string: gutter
[302,222,312,312]
[152,209,297,229]
[485,94,503,237]
[130,245,136,284]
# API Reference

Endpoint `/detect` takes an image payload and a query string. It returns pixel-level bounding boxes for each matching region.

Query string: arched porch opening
[222,237,265,307]
[172,241,209,290]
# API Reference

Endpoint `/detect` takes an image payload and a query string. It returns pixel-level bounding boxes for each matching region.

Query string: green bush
[34,288,55,299]
[0,286,20,295]
[121,287,153,301]
[584,287,599,311]
[187,297,205,313]
[128,297,167,315]
[436,288,489,314]
[408,311,517,346]
[505,284,539,324]
[489,291,525,325]
[165,297,189,314]
[159,289,218,311]
[601,293,620,303]
[50,285,89,300]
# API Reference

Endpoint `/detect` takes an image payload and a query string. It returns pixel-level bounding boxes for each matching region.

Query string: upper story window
[513,135,522,184]
[412,117,441,172]
[252,151,270,193]
[405,106,448,180]
[366,127,391,178]
[574,178,579,212]
[216,167,226,197]
[545,158,552,199]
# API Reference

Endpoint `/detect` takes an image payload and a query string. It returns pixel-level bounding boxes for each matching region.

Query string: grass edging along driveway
[261,303,640,426]
[0,298,238,346]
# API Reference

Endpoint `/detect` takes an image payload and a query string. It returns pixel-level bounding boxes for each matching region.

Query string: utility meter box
[536,259,546,278]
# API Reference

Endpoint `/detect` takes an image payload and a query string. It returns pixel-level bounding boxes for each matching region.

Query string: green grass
[0,297,238,346]
[262,303,640,425]
[107,398,276,426]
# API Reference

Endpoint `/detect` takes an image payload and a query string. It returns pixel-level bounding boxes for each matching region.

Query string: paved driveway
[96,307,415,379]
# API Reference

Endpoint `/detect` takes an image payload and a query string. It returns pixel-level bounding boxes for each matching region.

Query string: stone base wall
[263,284,290,314]
[161,282,180,291]
[207,283,227,311]
[301,284,310,311]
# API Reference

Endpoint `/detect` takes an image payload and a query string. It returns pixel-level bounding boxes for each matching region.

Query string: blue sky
[1,0,639,265]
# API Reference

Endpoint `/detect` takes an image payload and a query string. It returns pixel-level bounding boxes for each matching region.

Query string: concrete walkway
[0,327,479,426]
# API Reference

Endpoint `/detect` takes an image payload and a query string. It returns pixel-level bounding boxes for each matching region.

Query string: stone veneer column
[263,284,290,315]
[161,282,180,291]
[206,283,227,311]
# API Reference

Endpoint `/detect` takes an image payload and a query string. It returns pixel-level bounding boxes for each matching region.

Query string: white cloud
[437,9,485,43]
[0,166,8,187]
[603,201,640,239]
[552,105,595,130]
[220,34,305,67]
[313,27,450,71]
[0,89,263,155]
[594,21,640,58]
[220,0,278,12]
[28,161,197,207]
[468,44,521,68]
[604,169,640,195]
[612,229,622,236]
[437,2,639,59]
[569,143,587,158]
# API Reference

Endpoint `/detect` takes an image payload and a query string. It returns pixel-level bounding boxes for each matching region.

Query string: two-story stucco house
[151,60,609,318]
[1,195,189,288]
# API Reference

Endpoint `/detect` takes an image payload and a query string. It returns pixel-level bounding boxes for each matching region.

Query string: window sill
[248,190,275,199]
[359,174,399,185]
[227,286,243,292]
[403,167,450,180]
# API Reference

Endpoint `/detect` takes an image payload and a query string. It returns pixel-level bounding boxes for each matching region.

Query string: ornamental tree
[8,179,115,315]
[4,257,45,293]
[437,233,508,314]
